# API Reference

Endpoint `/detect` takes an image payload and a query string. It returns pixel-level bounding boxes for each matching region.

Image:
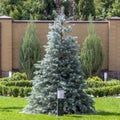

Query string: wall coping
[13,20,108,24]
[0,15,120,21]
[110,17,120,20]
[0,15,12,20]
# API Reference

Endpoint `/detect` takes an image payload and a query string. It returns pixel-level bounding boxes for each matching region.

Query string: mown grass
[0,96,120,120]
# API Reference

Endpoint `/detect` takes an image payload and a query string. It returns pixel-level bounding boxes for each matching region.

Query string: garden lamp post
[57,88,64,116]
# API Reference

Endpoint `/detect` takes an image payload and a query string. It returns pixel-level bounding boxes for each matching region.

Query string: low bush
[0,85,31,97]
[87,80,120,88]
[0,80,32,87]
[11,87,19,97]
[0,84,4,95]
[0,72,32,97]
[86,76,120,97]
[85,85,120,97]
[0,72,28,81]
[0,77,11,81]
[87,76,103,81]
[11,72,27,81]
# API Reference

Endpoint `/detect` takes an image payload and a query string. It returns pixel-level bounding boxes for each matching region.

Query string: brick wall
[0,16,120,78]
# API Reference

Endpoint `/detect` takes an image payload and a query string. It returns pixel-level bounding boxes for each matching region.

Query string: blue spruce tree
[23,13,95,114]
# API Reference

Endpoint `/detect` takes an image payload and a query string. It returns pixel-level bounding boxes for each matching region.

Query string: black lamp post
[57,88,64,116]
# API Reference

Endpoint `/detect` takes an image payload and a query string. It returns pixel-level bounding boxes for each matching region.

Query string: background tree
[95,0,114,20]
[0,0,117,20]
[78,0,96,20]
[112,0,120,17]
[0,0,56,20]
[62,0,78,20]
[23,13,95,114]
[80,21,103,78]
[0,0,23,19]
[19,22,41,80]
[94,0,105,20]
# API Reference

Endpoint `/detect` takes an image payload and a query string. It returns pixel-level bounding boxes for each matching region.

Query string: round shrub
[87,76,103,81]
[11,72,27,81]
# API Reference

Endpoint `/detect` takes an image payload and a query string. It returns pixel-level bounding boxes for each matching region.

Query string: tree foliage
[95,0,114,20]
[19,22,41,80]
[78,0,96,20]
[23,13,95,114]
[80,21,103,77]
[112,0,120,17]
[0,0,56,20]
[0,0,119,20]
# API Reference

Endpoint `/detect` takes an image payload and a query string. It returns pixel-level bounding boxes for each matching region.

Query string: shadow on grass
[67,111,120,118]
[0,107,23,112]
[96,111,120,116]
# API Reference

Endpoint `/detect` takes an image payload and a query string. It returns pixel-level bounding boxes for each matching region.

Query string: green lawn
[0,96,120,120]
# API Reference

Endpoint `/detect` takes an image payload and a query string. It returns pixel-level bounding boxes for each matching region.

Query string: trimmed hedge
[87,80,120,88]
[0,72,32,97]
[0,72,28,81]
[85,85,120,97]
[11,72,27,80]
[1,73,120,97]
[87,76,103,81]
[0,84,31,97]
[86,78,120,97]
[0,80,32,87]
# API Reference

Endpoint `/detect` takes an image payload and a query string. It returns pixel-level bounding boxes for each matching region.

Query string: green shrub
[0,84,6,95]
[80,21,103,77]
[11,87,19,97]
[0,85,31,97]
[87,76,103,81]
[0,72,28,81]
[24,87,31,96]
[85,85,120,97]
[1,80,32,87]
[0,75,32,97]
[8,88,13,96]
[19,22,41,80]
[0,77,11,81]
[11,72,27,81]
[19,87,25,97]
[87,79,120,88]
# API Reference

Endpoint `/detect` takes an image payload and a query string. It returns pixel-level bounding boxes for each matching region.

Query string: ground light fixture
[57,88,64,116]
[9,71,12,78]
[104,72,108,82]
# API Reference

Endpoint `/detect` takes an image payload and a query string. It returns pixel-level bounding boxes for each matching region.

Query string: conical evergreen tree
[23,13,95,114]
[80,21,103,77]
[19,22,41,80]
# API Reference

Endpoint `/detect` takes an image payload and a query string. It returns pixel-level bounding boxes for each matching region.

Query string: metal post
[57,88,64,116]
